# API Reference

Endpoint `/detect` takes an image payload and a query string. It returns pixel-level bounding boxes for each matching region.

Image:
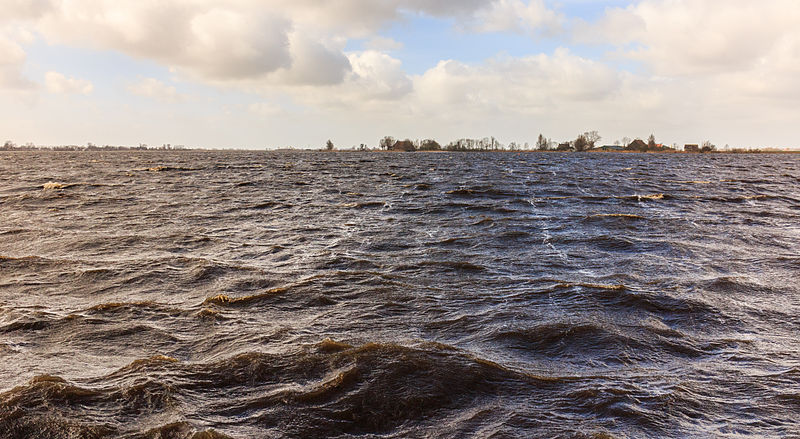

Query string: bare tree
[536,133,549,151]
[379,136,395,150]
[584,131,601,149]
[647,134,657,150]
[701,140,716,152]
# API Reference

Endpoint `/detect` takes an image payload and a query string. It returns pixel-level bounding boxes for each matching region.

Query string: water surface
[1,151,799,437]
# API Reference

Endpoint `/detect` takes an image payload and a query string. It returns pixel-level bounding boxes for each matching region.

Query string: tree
[647,134,657,150]
[621,137,631,147]
[701,140,716,152]
[325,139,334,150]
[379,136,395,150]
[573,134,589,152]
[536,133,548,151]
[419,139,441,151]
[583,130,601,149]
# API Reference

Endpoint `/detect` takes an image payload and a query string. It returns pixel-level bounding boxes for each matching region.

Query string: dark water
[1,151,799,438]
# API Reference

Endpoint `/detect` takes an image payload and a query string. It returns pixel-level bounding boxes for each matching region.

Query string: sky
[1,0,799,149]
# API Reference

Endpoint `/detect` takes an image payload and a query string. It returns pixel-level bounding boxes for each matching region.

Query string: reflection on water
[1,151,799,437]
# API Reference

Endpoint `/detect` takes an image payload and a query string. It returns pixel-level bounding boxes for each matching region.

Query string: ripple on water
[1,151,798,437]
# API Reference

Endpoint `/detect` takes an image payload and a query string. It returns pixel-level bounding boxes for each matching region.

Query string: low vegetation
[358,133,782,153]
[1,136,793,153]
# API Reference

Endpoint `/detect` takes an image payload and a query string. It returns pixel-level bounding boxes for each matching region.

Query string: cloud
[19,1,391,85]
[0,33,35,90]
[580,0,800,76]
[413,48,622,115]
[44,71,93,94]
[8,0,565,88]
[0,0,53,20]
[127,77,183,102]
[271,33,352,86]
[279,50,413,109]
[248,102,284,117]
[34,1,293,82]
[567,0,800,135]
[364,36,404,52]
[402,0,496,18]
[468,0,563,35]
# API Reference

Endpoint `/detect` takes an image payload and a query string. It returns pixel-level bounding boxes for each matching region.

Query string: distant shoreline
[2,147,798,154]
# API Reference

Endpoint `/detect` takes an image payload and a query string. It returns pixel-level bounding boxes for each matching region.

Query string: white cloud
[248,102,284,117]
[0,0,53,20]
[275,50,413,109]
[271,33,352,86]
[35,1,293,82]
[44,71,93,94]
[347,50,414,101]
[6,0,564,88]
[468,0,563,35]
[581,0,800,77]
[127,77,183,102]
[0,33,35,90]
[413,48,622,115]
[364,36,404,52]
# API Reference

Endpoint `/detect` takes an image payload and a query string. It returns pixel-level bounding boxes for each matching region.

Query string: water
[1,151,799,438]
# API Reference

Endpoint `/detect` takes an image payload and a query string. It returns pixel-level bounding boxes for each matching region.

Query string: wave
[441,201,519,214]
[142,166,201,172]
[202,287,289,307]
[537,193,669,202]
[137,423,233,439]
[245,201,292,210]
[445,186,527,199]
[553,282,626,291]
[42,181,70,190]
[416,260,487,272]
[85,301,166,314]
[666,180,713,184]
[41,181,126,191]
[3,337,748,436]
[340,200,386,209]
[699,194,784,203]
[489,321,647,359]
[0,342,543,437]
[587,213,646,220]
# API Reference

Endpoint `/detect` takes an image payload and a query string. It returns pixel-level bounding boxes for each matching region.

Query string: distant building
[597,145,625,151]
[391,139,416,152]
[556,142,573,151]
[628,139,648,151]
[684,144,700,152]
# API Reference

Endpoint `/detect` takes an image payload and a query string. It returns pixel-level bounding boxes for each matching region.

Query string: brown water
[1,151,799,438]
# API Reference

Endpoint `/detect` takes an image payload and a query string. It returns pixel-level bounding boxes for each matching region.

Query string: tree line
[360,132,720,153]
[1,141,186,151]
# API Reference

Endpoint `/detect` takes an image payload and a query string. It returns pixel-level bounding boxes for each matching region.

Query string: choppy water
[1,151,799,438]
